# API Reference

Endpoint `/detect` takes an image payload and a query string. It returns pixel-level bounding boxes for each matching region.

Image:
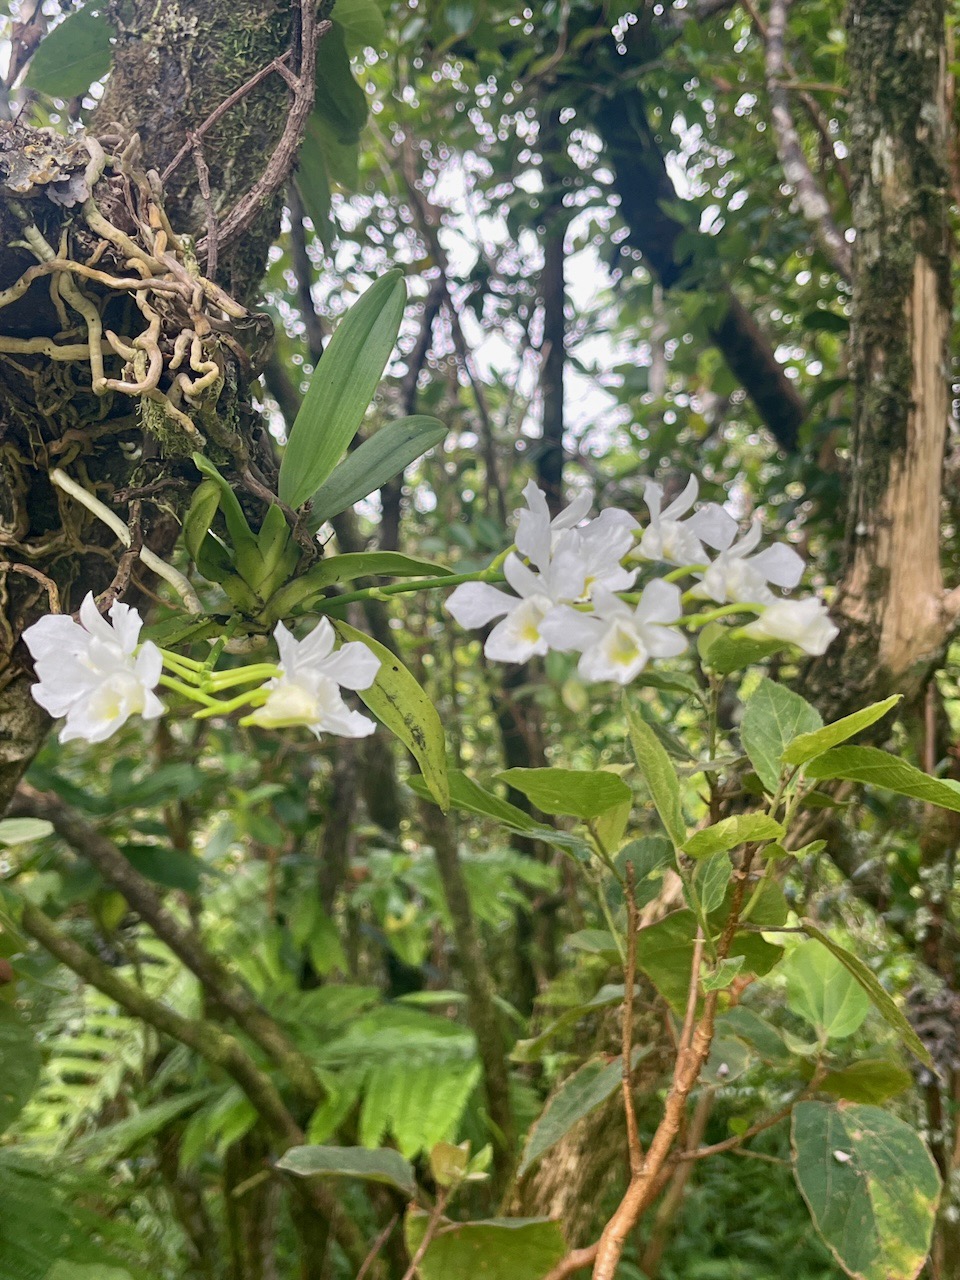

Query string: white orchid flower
[446,552,573,663]
[692,518,805,606]
[741,597,839,656]
[23,593,164,744]
[539,579,687,685]
[634,476,737,567]
[447,482,638,662]
[246,619,380,738]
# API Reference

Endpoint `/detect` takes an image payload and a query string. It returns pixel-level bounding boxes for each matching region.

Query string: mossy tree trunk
[806,0,957,720]
[0,0,299,811]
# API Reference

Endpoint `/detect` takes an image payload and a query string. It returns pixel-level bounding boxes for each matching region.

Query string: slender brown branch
[678,1100,794,1162]
[761,0,852,279]
[356,1215,399,1280]
[19,901,302,1144]
[622,868,642,1176]
[196,3,329,258]
[12,784,324,1106]
[400,1193,449,1280]
[540,1244,600,1280]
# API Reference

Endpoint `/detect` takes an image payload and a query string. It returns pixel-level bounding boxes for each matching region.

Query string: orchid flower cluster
[22,473,836,748]
[24,602,380,747]
[445,477,838,685]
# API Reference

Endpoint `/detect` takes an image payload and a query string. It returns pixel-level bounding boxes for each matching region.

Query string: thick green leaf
[740,678,822,792]
[404,1213,565,1280]
[624,700,686,848]
[307,416,448,528]
[120,844,203,893]
[782,940,870,1041]
[801,921,932,1066]
[636,910,782,1011]
[313,22,369,143]
[333,0,386,51]
[409,769,538,832]
[616,835,674,905]
[683,814,784,858]
[699,630,786,675]
[701,954,745,992]
[518,1050,647,1176]
[310,111,360,188]
[804,746,960,813]
[792,1102,940,1280]
[278,271,407,509]
[267,550,451,619]
[0,1005,41,1135]
[277,1145,416,1198]
[25,5,114,98]
[718,1006,791,1063]
[781,696,902,767]
[820,1060,913,1105]
[0,818,52,846]
[332,620,449,810]
[297,117,333,246]
[495,768,632,820]
[696,851,733,914]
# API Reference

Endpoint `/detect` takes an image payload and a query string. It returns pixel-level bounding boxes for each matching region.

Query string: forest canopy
[0,2,959,1279]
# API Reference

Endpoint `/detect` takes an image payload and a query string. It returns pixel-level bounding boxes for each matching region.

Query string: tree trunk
[805,0,956,721]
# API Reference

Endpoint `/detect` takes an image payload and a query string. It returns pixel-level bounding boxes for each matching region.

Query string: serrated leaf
[624,699,686,848]
[696,851,732,914]
[740,678,822,792]
[801,922,932,1066]
[277,1145,416,1197]
[636,910,782,1011]
[25,5,114,98]
[804,746,960,813]
[792,1102,940,1280]
[307,415,448,528]
[495,767,631,820]
[701,954,745,992]
[332,619,448,810]
[781,696,901,767]
[278,270,406,509]
[683,814,784,858]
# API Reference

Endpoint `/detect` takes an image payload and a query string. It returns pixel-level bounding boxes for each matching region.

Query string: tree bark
[805,0,956,720]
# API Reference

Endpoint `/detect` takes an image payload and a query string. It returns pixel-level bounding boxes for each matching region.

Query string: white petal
[503,552,547,601]
[590,585,632,622]
[315,703,377,738]
[539,605,605,653]
[743,598,838,655]
[641,622,688,659]
[578,619,649,685]
[293,617,337,668]
[749,543,805,590]
[542,537,589,602]
[22,614,89,662]
[484,601,549,663]
[133,641,162,690]
[445,582,513,629]
[272,621,301,673]
[661,474,698,521]
[107,600,144,654]
[141,689,166,721]
[515,482,552,569]
[319,641,381,690]
[553,488,594,531]
[79,593,118,647]
[686,503,739,552]
[642,479,664,522]
[634,578,682,626]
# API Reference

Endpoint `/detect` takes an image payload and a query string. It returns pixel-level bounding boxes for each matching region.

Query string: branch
[592,76,806,451]
[19,901,301,1144]
[196,2,328,260]
[761,0,852,279]
[12,785,324,1106]
[622,871,642,1176]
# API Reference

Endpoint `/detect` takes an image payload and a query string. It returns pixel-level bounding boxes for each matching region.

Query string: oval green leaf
[782,696,902,767]
[276,1144,416,1198]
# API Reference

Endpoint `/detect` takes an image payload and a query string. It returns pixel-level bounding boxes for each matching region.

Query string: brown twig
[356,1215,399,1280]
[622,866,643,1176]
[400,1193,449,1280]
[161,53,295,183]
[190,134,219,281]
[197,3,329,259]
[7,563,60,612]
[11,784,324,1107]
